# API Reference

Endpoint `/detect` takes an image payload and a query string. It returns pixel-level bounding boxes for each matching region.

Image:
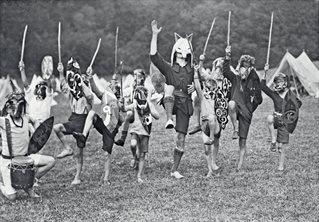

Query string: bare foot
[71,178,81,185]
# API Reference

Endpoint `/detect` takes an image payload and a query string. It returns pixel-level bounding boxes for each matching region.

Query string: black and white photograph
[0,0,318,221]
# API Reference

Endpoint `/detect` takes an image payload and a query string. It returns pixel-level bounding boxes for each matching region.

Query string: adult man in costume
[150,20,195,179]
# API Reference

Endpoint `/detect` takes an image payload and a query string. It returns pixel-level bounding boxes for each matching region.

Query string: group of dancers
[0,19,301,200]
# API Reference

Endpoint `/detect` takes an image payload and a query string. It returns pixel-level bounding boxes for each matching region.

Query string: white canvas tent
[267,51,319,98]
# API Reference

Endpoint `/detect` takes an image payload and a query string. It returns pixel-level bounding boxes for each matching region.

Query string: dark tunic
[261,79,302,133]
[150,52,194,116]
[223,58,262,123]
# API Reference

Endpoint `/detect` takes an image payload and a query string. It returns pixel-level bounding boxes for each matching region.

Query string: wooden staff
[266,12,274,65]
[20,25,28,62]
[227,11,231,46]
[202,18,216,55]
[115,26,119,73]
[58,22,61,63]
[89,38,101,68]
[119,61,123,97]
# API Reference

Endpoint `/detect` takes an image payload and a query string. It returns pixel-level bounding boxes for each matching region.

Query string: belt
[2,154,27,159]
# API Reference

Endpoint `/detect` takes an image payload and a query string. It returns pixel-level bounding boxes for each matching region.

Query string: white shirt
[25,87,53,123]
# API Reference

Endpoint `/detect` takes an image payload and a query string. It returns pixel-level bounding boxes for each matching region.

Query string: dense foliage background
[0,0,318,79]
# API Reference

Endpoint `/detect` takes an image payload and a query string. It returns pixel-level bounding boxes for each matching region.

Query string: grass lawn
[0,95,318,222]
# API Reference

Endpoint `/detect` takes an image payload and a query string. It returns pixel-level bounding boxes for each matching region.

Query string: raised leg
[54,123,73,158]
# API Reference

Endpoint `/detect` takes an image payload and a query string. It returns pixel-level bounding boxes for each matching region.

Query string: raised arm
[149,20,170,78]
[261,64,276,99]
[57,62,69,95]
[222,46,236,83]
[150,20,162,56]
[19,61,30,90]
[193,65,203,100]
[86,67,104,99]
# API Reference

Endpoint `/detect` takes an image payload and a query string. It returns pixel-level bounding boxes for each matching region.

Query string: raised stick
[202,18,216,55]
[89,38,101,68]
[20,25,28,62]
[58,22,61,63]
[227,11,231,46]
[115,26,119,73]
[266,12,274,65]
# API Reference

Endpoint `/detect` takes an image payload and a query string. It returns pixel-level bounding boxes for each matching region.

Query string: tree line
[0,0,318,79]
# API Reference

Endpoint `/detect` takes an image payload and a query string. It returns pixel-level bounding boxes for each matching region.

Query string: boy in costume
[115,69,147,147]
[189,55,232,135]
[150,20,195,179]
[18,56,54,128]
[72,67,124,184]
[193,64,224,177]
[0,92,55,200]
[223,46,263,171]
[125,86,159,182]
[53,58,94,184]
[262,64,302,171]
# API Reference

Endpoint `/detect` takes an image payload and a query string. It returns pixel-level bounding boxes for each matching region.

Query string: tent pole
[290,65,300,98]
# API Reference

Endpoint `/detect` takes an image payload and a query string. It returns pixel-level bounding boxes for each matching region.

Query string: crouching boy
[0,92,55,200]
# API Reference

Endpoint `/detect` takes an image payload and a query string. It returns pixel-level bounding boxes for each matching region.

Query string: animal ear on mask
[174,33,182,42]
[186,33,193,43]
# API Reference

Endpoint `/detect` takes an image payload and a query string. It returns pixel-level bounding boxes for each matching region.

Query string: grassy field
[0,94,318,222]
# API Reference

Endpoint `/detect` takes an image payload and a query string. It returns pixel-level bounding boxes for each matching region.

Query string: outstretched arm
[150,20,162,56]
[19,61,29,90]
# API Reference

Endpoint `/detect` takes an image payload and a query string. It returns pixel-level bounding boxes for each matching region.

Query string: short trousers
[202,120,221,139]
[93,114,117,154]
[130,133,149,153]
[63,113,88,135]
[0,154,43,196]
[276,125,289,144]
[237,112,251,139]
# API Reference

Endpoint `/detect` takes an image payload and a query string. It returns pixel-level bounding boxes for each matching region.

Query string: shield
[28,116,54,154]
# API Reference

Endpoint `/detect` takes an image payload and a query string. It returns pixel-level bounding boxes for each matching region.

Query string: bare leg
[212,137,220,171]
[71,147,83,185]
[35,155,56,179]
[189,95,202,135]
[278,143,286,171]
[102,152,111,183]
[137,152,146,183]
[207,114,217,144]
[171,132,185,179]
[237,138,247,171]
[82,111,95,137]
[130,137,138,169]
[54,124,73,158]
[115,111,132,146]
[228,100,238,139]
[202,133,213,177]
[163,85,175,129]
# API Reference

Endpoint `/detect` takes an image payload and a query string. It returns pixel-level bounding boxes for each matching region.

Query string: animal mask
[66,57,89,100]
[34,81,48,100]
[2,92,26,118]
[171,33,194,67]
[273,73,288,92]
